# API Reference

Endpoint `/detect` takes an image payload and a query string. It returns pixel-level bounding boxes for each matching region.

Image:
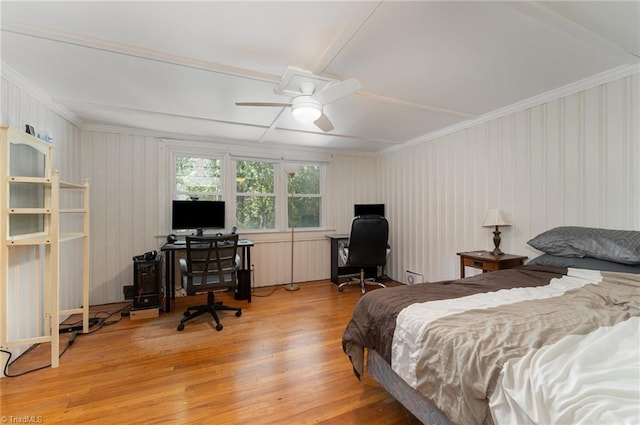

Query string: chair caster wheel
[338,287,344,292]
[235,311,242,317]
[216,323,223,331]
[177,323,185,331]
[183,311,190,317]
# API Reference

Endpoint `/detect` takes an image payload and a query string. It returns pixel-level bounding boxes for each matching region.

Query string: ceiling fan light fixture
[291,98,322,123]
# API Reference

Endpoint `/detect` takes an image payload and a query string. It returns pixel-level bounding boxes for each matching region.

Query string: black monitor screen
[172,200,225,231]
[354,203,385,217]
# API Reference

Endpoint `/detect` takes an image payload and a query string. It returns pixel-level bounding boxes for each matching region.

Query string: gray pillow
[527,254,640,274]
[527,226,640,265]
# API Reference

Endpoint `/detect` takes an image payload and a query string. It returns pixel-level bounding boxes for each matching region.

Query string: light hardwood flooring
[1,280,421,424]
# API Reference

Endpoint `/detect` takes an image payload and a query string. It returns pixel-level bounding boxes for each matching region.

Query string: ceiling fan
[235,78,361,132]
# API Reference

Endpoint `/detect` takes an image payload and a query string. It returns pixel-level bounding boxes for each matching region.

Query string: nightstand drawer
[457,251,527,278]
[462,257,499,271]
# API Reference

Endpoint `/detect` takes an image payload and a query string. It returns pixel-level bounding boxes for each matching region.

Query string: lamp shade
[291,97,322,123]
[283,163,301,177]
[482,209,511,227]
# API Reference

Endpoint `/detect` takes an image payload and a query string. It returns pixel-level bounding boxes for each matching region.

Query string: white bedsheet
[490,316,640,425]
[392,268,602,387]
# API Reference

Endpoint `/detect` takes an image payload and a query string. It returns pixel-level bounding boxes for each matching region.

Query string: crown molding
[2,21,281,84]
[1,61,84,127]
[381,63,640,156]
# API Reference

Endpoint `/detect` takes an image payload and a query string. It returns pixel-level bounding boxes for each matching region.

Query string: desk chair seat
[338,215,390,294]
[177,234,242,331]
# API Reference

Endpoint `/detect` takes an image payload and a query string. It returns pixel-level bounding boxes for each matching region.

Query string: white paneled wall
[1,75,83,357]
[381,73,639,284]
[325,153,381,234]
[77,134,380,301]
[4,68,638,309]
[79,130,161,304]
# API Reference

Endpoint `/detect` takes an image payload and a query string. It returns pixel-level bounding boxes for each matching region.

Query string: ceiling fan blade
[235,102,292,107]
[314,113,334,132]
[311,78,362,105]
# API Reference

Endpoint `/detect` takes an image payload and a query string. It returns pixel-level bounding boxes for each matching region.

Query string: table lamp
[483,209,511,255]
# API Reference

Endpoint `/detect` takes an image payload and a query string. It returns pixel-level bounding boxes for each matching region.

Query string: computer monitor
[354,203,385,217]
[171,200,225,236]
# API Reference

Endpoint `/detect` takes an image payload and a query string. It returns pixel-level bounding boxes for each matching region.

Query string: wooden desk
[457,251,527,278]
[326,234,379,284]
[161,239,254,312]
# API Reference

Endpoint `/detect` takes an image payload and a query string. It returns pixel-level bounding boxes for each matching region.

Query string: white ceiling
[1,1,639,154]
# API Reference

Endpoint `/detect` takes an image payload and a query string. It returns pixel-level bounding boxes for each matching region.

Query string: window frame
[168,148,327,234]
[284,163,323,231]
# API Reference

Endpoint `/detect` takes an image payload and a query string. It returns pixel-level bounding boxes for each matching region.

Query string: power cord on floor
[1,332,76,378]
[251,286,281,297]
[83,303,131,334]
[1,303,131,377]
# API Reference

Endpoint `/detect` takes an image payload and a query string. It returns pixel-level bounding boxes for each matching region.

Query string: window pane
[176,156,221,196]
[289,196,320,228]
[237,195,275,229]
[175,194,221,201]
[289,165,319,195]
[235,160,276,229]
[236,161,274,193]
[288,164,321,228]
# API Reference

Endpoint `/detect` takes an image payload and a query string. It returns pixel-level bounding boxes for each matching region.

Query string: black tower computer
[133,254,161,309]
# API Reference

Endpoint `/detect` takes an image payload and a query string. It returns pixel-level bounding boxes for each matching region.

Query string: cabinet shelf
[60,181,85,189]
[61,208,86,214]
[61,232,86,242]
[1,125,90,375]
[8,176,51,184]
[7,235,52,245]
[8,207,52,214]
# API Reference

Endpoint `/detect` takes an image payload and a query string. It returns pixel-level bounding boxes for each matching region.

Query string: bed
[342,227,640,425]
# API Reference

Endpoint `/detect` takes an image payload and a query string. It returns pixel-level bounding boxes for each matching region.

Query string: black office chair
[177,234,242,331]
[338,215,389,294]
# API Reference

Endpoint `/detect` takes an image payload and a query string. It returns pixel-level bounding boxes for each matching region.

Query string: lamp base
[284,283,300,291]
[492,226,504,256]
[491,247,505,256]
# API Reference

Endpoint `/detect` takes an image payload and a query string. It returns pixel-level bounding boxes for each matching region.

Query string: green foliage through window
[288,165,321,228]
[174,156,323,231]
[236,161,275,229]
[175,156,222,200]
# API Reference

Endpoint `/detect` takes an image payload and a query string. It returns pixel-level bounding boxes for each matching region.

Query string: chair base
[338,269,386,294]
[177,291,242,331]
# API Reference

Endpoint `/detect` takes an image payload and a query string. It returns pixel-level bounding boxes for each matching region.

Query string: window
[174,156,222,201]
[235,160,275,229]
[172,152,325,232]
[288,164,321,229]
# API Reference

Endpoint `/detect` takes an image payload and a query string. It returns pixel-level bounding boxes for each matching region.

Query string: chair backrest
[184,234,239,295]
[346,215,389,267]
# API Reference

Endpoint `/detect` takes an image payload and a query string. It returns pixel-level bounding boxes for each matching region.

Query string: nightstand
[457,251,528,278]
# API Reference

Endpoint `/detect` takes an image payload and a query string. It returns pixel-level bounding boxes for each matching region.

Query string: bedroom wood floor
[1,280,422,424]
